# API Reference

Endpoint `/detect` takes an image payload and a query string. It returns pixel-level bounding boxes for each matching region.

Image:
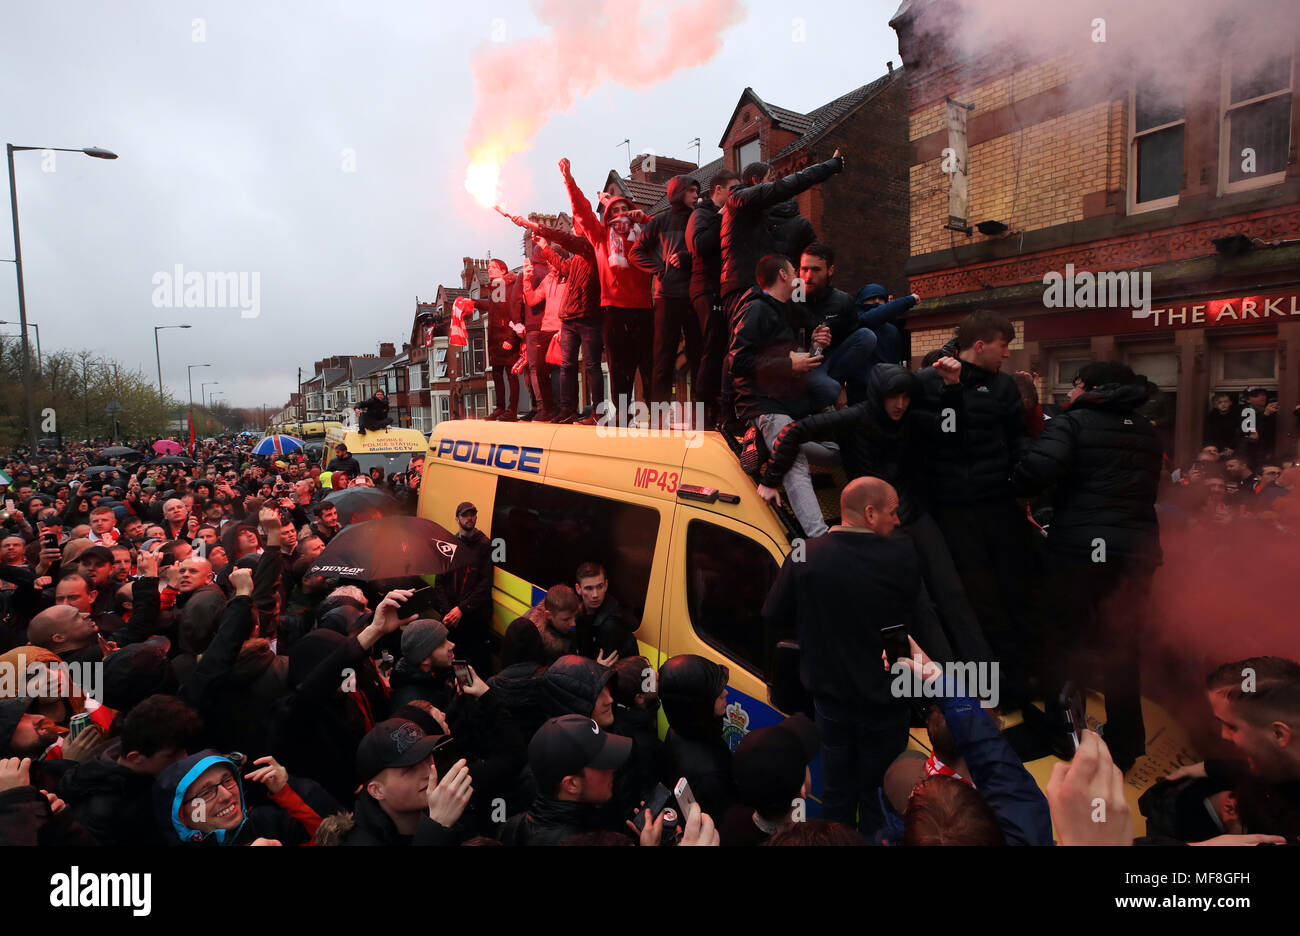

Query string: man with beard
[794,244,878,406]
[431,502,494,675]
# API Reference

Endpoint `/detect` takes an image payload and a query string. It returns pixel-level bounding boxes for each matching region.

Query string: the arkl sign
[1028,290,1300,342]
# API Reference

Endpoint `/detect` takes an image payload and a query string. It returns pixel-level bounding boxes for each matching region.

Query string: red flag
[423,324,436,348]
[450,297,472,348]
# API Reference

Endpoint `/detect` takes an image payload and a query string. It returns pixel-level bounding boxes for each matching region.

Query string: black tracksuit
[913,356,1039,703]
[432,528,494,674]
[1013,381,1164,763]
[686,197,727,423]
[729,288,812,422]
[631,175,702,405]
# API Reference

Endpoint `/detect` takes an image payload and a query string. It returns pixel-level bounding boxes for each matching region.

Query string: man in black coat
[631,174,703,409]
[913,310,1037,707]
[761,477,920,835]
[498,714,632,845]
[573,562,639,663]
[432,502,495,675]
[686,168,742,427]
[355,389,391,435]
[57,694,202,847]
[1013,361,1163,769]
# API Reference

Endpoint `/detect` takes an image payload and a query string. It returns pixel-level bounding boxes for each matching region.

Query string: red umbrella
[152,440,183,456]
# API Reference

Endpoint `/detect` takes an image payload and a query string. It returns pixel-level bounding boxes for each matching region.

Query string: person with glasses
[153,750,330,846]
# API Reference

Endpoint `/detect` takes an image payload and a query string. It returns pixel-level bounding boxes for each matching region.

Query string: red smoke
[1141,515,1300,752]
[462,0,745,207]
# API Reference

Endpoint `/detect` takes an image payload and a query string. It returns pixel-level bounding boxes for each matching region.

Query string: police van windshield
[354,452,413,476]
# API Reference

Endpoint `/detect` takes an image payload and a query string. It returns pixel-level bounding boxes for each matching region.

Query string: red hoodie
[563,170,653,309]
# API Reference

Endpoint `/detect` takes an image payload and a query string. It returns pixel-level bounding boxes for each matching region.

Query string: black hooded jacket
[341,789,459,846]
[914,356,1028,505]
[761,364,925,525]
[498,796,618,846]
[1012,382,1164,566]
[272,629,390,806]
[630,175,696,299]
[719,156,842,298]
[658,655,736,820]
[540,654,613,720]
[57,741,164,847]
[730,288,813,421]
[686,198,723,301]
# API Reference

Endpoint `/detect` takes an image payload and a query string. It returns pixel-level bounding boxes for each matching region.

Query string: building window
[1221,46,1293,193]
[736,137,761,173]
[472,392,488,418]
[438,395,450,423]
[491,477,660,623]
[1130,75,1185,211]
[685,520,780,678]
[434,348,448,380]
[471,336,485,374]
[1215,347,1277,387]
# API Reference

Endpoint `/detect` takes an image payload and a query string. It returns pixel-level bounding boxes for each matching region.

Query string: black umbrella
[99,446,141,459]
[83,465,128,480]
[146,456,199,467]
[321,487,397,524]
[306,516,468,580]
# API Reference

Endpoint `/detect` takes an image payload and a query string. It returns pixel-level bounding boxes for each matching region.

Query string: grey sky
[1,0,902,409]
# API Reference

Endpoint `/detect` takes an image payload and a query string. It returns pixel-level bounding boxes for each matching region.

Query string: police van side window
[492,477,659,622]
[685,520,779,679]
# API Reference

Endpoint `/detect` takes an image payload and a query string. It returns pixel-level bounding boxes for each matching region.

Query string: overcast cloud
[0,0,901,409]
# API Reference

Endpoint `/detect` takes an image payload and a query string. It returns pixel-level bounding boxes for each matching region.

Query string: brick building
[891,0,1300,468]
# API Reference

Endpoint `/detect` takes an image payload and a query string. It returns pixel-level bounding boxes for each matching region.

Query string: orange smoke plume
[463,0,745,207]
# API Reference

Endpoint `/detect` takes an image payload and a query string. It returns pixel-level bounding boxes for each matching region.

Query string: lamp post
[154,325,191,428]
[202,381,219,408]
[0,320,40,373]
[7,143,117,451]
[187,363,211,413]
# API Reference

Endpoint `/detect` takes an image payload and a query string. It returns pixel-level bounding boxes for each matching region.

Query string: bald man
[161,498,191,540]
[28,604,103,664]
[761,477,922,835]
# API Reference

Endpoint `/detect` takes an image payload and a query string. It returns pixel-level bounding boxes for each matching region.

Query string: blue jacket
[935,685,1053,846]
[854,286,916,366]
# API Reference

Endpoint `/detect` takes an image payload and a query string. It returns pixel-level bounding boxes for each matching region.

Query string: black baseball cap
[78,545,115,565]
[456,501,477,516]
[529,715,631,792]
[355,717,445,782]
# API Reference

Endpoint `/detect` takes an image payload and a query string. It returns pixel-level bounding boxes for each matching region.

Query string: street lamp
[154,324,191,398]
[7,143,117,451]
[202,381,219,408]
[187,363,211,414]
[0,320,39,373]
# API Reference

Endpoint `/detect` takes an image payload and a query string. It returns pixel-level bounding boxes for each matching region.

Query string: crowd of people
[0,150,1297,848]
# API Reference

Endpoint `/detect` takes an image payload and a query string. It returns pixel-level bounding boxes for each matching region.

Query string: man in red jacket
[475,258,525,421]
[559,157,654,415]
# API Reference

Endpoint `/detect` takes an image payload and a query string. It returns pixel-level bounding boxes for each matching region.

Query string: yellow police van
[419,419,1195,831]
[323,425,427,479]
